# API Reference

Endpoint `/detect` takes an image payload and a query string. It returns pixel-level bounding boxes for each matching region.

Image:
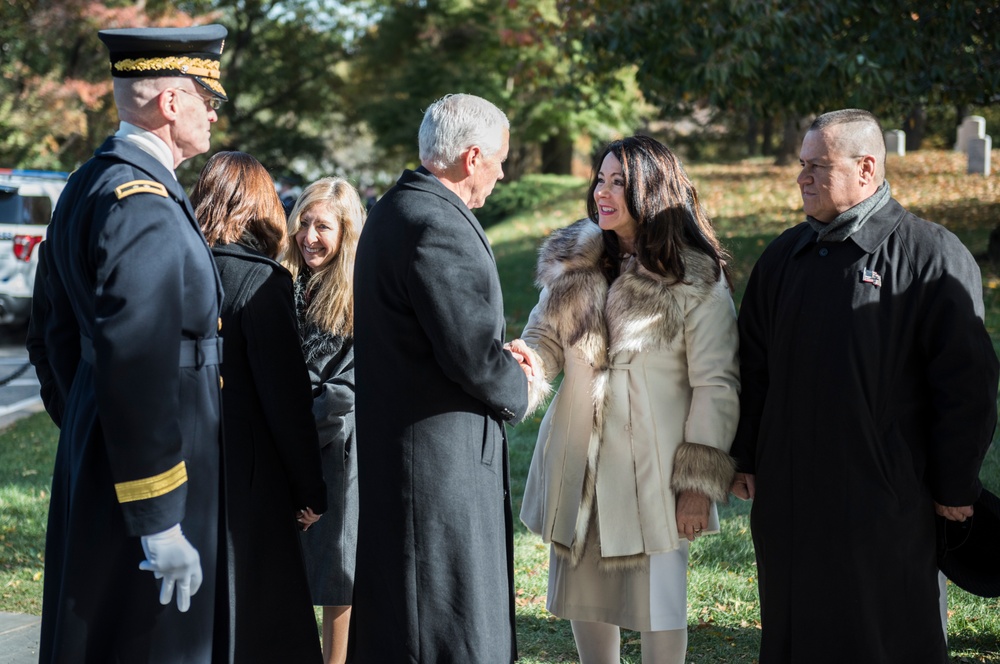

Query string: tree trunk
[745,114,759,157]
[540,133,574,175]
[987,223,1000,266]
[955,104,970,129]
[762,115,775,156]
[504,142,532,182]
[904,105,926,150]
[774,115,806,166]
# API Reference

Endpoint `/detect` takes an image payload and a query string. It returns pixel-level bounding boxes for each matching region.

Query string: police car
[0,169,68,326]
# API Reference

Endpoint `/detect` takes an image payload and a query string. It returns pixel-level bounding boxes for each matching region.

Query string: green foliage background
[1,1,996,179]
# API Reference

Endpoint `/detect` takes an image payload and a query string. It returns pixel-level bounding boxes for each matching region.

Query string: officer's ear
[157,87,182,122]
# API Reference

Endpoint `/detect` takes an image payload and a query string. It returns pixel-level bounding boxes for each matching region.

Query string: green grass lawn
[3,149,999,661]
[0,412,53,614]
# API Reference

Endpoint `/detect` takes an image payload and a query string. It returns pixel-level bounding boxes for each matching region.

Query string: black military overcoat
[36,136,226,663]
[732,199,999,663]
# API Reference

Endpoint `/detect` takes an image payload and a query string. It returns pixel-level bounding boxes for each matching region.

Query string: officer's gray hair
[113,76,189,124]
[811,109,887,183]
[418,94,509,171]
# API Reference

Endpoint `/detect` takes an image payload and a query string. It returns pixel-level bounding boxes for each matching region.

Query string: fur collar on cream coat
[520,219,739,568]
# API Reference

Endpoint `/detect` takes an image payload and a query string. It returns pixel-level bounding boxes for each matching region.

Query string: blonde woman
[283,178,364,664]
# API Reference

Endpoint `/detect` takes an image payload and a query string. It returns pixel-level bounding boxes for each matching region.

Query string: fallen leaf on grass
[695,616,716,630]
[514,593,547,607]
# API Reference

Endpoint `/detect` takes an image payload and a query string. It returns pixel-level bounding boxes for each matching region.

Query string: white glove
[139,524,203,612]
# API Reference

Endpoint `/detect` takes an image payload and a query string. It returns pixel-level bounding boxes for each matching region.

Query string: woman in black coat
[282,177,363,664]
[191,152,328,663]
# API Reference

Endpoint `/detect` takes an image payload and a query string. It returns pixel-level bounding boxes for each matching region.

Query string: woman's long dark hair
[586,135,731,287]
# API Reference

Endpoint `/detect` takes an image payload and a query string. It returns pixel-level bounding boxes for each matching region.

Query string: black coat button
[819,247,829,257]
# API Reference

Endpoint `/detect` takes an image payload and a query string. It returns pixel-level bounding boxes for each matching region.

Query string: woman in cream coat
[511,136,740,664]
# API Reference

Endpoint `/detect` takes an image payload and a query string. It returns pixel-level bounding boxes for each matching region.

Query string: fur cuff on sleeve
[521,344,552,420]
[670,442,736,504]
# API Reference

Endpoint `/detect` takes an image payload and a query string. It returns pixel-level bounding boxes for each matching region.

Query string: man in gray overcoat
[351,93,533,663]
[731,109,999,663]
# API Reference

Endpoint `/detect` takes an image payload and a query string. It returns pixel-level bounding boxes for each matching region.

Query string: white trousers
[571,620,687,664]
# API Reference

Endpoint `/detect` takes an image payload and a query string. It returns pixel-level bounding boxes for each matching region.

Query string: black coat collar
[211,241,287,273]
[96,136,184,201]
[397,166,495,264]
[792,198,907,256]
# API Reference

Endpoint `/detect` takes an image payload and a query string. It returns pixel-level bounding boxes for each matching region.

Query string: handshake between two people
[505,338,536,383]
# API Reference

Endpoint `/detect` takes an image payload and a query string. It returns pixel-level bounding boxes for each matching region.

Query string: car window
[0,188,52,226]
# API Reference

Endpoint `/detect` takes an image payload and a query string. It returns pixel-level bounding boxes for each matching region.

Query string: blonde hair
[282,177,365,336]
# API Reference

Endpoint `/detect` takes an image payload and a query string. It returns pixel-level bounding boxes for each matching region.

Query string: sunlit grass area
[3,149,999,661]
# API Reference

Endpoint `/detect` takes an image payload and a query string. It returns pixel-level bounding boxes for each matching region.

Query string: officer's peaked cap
[98,24,228,101]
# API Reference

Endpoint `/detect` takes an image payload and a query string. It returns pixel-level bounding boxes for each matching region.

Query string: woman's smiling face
[594,152,638,246]
[295,203,341,270]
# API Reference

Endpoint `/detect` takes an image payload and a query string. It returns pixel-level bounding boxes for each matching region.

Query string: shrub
[477,175,585,228]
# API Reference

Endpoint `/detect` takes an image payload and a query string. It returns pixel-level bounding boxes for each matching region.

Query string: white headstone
[968,135,992,176]
[955,115,986,153]
[884,130,906,156]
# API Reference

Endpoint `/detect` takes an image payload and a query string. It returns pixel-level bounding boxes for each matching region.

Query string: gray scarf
[807,181,892,242]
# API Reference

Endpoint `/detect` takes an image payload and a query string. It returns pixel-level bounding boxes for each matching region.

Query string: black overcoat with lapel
[351,167,529,663]
[212,242,327,663]
[35,136,227,662]
[732,199,999,663]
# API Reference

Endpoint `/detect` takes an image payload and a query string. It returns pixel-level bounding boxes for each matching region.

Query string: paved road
[0,613,40,664]
[0,325,44,662]
[0,324,42,429]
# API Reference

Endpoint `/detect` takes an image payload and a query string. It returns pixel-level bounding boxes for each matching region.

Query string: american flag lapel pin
[860,267,882,287]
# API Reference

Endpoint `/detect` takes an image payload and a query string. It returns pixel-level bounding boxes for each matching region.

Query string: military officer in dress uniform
[30,25,230,663]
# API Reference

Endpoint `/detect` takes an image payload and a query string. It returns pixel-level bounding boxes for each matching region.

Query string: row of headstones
[882,116,991,176]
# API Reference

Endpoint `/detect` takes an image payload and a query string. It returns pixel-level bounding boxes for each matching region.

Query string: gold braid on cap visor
[113,56,220,79]
[196,77,226,96]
